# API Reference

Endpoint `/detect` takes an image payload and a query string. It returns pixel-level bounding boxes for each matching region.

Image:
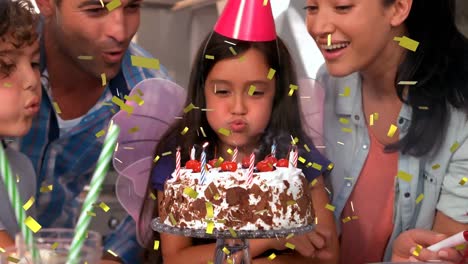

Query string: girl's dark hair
[0,0,38,48]
[384,0,468,156]
[139,32,315,253]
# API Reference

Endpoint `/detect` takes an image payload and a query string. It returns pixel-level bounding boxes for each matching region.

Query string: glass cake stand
[152,217,315,264]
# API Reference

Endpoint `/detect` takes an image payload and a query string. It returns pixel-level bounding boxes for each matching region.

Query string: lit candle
[200,142,209,184]
[271,142,276,158]
[190,146,196,160]
[247,152,255,184]
[175,146,181,180]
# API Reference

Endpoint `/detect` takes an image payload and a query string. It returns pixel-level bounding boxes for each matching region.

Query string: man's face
[47,0,141,79]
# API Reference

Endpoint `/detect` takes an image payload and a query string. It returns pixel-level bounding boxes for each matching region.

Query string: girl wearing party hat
[0,0,40,249]
[143,0,338,263]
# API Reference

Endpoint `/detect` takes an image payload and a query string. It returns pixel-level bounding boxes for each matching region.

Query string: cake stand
[152,217,314,264]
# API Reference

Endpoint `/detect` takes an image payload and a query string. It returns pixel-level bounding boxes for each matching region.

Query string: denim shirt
[317,66,468,261]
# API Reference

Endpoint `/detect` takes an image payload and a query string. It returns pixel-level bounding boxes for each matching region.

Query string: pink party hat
[214,0,276,42]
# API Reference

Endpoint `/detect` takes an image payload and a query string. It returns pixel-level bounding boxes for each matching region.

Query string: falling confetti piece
[351,216,359,220]
[200,127,207,137]
[342,216,352,223]
[215,157,224,167]
[287,200,297,206]
[23,196,35,211]
[205,202,214,219]
[169,213,177,225]
[40,184,53,193]
[218,128,231,136]
[208,262,214,264]
[51,242,59,250]
[369,114,374,126]
[111,96,134,114]
[412,244,423,257]
[87,211,96,217]
[387,124,398,137]
[153,155,160,163]
[229,47,237,55]
[286,234,294,240]
[154,240,160,250]
[341,127,352,133]
[3,82,12,87]
[222,247,230,255]
[24,216,42,233]
[124,94,144,106]
[288,84,298,96]
[107,250,118,257]
[398,81,418,85]
[351,201,355,212]
[106,0,121,11]
[310,179,318,187]
[184,187,198,199]
[268,253,276,260]
[311,163,323,171]
[304,144,311,152]
[432,164,441,170]
[149,192,157,200]
[267,68,276,80]
[131,55,160,70]
[184,103,195,113]
[325,204,336,212]
[373,113,379,120]
[415,194,424,204]
[129,126,140,133]
[0,247,4,253]
[53,102,62,114]
[418,106,429,110]
[248,85,256,96]
[298,156,306,164]
[455,244,466,251]
[285,242,296,250]
[162,151,172,156]
[96,130,106,138]
[101,73,107,86]
[205,55,215,60]
[459,177,467,186]
[394,36,419,52]
[181,127,189,135]
[263,0,269,6]
[99,202,110,212]
[327,163,334,171]
[228,228,237,238]
[340,86,351,97]
[450,141,460,153]
[327,34,332,46]
[339,118,349,124]
[397,171,413,182]
[78,55,93,60]
[227,148,233,155]
[7,256,20,263]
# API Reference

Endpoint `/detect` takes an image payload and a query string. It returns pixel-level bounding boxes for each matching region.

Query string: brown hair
[0,0,39,49]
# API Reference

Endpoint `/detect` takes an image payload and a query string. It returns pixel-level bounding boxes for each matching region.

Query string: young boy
[0,0,40,248]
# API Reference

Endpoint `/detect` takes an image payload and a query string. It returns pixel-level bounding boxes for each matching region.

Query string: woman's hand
[391,229,463,263]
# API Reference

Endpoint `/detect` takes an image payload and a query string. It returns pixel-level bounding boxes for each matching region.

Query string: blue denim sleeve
[151,155,175,192]
[103,215,144,263]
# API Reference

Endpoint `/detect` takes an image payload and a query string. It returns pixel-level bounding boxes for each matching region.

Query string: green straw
[66,123,120,264]
[0,144,40,262]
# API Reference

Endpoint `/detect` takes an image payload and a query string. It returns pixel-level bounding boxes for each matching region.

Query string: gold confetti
[106,0,121,11]
[129,126,140,133]
[369,114,374,126]
[153,155,160,163]
[455,244,466,251]
[154,240,160,250]
[222,247,231,255]
[412,244,423,257]
[254,209,268,215]
[218,128,231,136]
[387,124,398,137]
[40,184,53,193]
[206,202,214,219]
[342,216,352,223]
[168,213,177,225]
[311,163,323,171]
[263,0,269,6]
[351,216,359,220]
[7,256,20,263]
[3,82,12,87]
[341,127,352,133]
[208,261,214,264]
[184,187,198,199]
[23,196,35,211]
[228,228,237,238]
[298,156,306,164]
[373,113,379,120]
[287,200,296,206]
[214,157,224,167]
[415,194,424,204]
[304,144,311,152]
[95,130,106,138]
[285,242,296,250]
[181,127,189,135]
[205,55,215,60]
[327,34,332,46]
[162,151,172,156]
[229,47,237,55]
[111,96,134,115]
[107,249,118,257]
[24,216,42,233]
[286,233,294,240]
[130,55,160,70]
[398,81,418,85]
[459,177,467,186]
[184,103,195,113]
[53,102,62,114]
[87,211,96,217]
[200,127,207,138]
[432,164,440,170]
[394,36,419,52]
[397,171,413,182]
[339,118,349,124]
[339,86,351,97]
[78,55,93,60]
[227,148,233,155]
[238,55,245,62]
[51,242,59,250]
[450,141,460,153]
[268,253,276,260]
[99,202,110,212]
[0,247,4,253]
[101,73,107,86]
[124,94,144,106]
[418,106,429,110]
[248,85,256,96]
[327,163,334,171]
[325,204,336,212]
[310,179,318,187]
[288,84,298,96]
[267,68,276,80]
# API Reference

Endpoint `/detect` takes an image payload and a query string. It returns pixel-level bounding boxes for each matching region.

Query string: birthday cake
[159,156,314,231]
